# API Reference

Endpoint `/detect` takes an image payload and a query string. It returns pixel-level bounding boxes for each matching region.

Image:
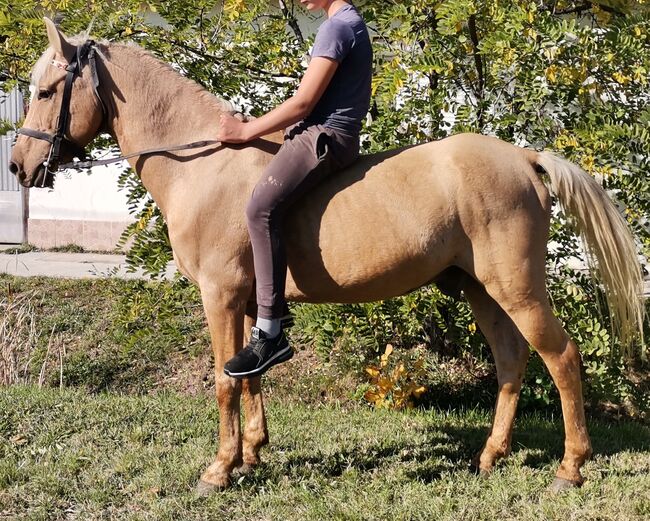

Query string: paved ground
[0,244,648,295]
[0,245,176,280]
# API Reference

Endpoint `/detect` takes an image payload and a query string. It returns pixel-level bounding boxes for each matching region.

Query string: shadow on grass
[242,416,650,487]
[409,418,650,483]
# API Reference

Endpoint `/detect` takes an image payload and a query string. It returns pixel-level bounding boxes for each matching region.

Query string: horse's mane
[31,35,236,115]
[117,41,235,114]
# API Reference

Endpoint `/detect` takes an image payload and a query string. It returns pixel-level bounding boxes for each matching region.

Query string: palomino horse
[11,20,644,493]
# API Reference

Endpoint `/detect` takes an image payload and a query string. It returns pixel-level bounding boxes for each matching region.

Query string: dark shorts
[246,122,360,319]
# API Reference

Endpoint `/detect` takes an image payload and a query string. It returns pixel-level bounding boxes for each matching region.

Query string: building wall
[0,87,28,244]
[28,163,133,251]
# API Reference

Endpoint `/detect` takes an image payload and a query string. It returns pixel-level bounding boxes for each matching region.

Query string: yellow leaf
[581,155,595,172]
[365,366,380,378]
[380,344,393,367]
[468,322,477,333]
[377,376,394,392]
[364,389,380,403]
[413,386,427,398]
[545,65,557,83]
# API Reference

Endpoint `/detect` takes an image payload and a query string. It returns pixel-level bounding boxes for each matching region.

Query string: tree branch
[549,1,628,16]
[468,14,484,101]
[278,0,305,46]
[418,9,439,92]
[171,39,300,80]
[553,2,592,15]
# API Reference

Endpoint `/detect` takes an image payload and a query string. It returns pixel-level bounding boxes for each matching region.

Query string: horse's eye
[38,90,53,100]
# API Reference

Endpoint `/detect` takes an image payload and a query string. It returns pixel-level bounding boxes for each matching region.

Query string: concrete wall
[28,163,133,251]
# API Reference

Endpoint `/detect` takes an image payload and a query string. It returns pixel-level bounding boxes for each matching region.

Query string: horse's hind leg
[463,279,529,474]
[237,300,269,474]
[483,270,592,488]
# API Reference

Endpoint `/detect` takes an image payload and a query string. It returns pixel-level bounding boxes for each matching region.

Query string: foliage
[116,169,174,275]
[2,2,649,407]
[363,344,428,409]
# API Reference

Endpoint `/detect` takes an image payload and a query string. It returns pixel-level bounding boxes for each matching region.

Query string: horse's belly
[281,145,461,303]
[284,219,458,303]
[284,255,451,303]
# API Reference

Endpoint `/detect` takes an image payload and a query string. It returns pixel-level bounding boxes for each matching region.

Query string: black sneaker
[223,327,293,379]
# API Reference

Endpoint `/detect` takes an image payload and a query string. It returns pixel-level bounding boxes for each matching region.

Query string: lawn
[1,385,649,520]
[1,274,649,519]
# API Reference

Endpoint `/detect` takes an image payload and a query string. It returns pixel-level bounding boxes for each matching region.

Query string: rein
[58,139,222,170]
[17,39,221,183]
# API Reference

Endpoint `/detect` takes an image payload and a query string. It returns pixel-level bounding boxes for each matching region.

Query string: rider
[219,0,372,379]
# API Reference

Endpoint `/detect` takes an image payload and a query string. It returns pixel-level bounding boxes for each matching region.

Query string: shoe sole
[224,346,294,379]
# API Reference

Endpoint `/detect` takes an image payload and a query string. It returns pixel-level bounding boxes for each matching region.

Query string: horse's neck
[101,45,228,210]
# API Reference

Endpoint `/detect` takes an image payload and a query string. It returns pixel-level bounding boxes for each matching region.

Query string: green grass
[2,274,650,518]
[1,386,649,520]
[0,243,125,254]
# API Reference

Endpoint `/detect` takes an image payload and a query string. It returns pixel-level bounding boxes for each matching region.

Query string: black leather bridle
[17,39,222,187]
[17,40,104,186]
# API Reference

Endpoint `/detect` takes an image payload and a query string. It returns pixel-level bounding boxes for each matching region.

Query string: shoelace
[251,337,270,357]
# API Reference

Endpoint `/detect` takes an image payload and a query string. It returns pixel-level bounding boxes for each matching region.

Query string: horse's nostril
[8,161,20,175]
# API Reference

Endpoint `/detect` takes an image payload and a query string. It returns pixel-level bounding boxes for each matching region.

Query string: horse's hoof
[232,462,255,477]
[195,478,226,496]
[469,461,492,478]
[477,467,492,479]
[548,477,582,493]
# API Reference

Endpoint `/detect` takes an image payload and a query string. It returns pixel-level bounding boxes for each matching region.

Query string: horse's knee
[215,373,241,407]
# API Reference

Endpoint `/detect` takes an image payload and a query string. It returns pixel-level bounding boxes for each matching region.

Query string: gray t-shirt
[306,4,372,136]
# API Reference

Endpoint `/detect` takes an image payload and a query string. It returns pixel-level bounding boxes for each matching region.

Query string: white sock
[256,317,281,338]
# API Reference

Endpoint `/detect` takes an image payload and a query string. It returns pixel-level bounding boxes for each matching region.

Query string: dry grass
[0,289,38,385]
[0,287,64,388]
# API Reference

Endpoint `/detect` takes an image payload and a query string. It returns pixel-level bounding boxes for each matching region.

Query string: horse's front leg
[237,308,269,474]
[196,286,248,493]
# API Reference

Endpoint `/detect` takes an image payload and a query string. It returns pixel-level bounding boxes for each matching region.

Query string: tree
[2,0,648,407]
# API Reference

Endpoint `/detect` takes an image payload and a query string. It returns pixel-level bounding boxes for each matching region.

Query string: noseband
[17,39,105,186]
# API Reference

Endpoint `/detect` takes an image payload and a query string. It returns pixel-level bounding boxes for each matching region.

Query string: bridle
[18,40,103,186]
[17,39,221,187]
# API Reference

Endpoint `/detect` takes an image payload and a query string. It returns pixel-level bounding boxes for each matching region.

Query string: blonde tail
[534,151,645,356]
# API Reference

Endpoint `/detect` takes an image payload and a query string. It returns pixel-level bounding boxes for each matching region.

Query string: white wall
[27,161,133,251]
[29,162,131,221]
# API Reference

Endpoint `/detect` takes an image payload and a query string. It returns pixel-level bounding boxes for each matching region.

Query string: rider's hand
[217,113,250,143]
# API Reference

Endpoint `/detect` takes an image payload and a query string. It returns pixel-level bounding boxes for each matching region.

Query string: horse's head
[10,18,105,188]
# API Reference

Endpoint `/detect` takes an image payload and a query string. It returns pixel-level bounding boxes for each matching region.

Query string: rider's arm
[217,57,339,143]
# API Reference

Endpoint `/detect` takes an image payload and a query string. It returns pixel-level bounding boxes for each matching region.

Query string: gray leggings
[246,122,360,319]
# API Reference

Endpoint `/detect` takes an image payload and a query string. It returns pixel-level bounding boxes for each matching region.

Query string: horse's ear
[44,17,76,64]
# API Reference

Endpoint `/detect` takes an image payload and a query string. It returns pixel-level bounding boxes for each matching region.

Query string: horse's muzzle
[8,160,28,186]
[8,159,54,188]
